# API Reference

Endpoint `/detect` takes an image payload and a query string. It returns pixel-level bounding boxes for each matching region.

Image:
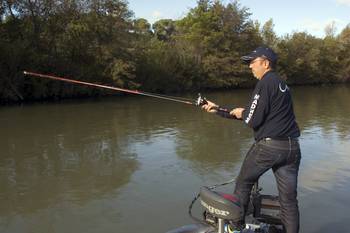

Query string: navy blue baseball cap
[241,46,277,65]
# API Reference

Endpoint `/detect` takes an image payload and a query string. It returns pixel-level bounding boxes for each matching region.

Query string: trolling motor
[166,182,283,233]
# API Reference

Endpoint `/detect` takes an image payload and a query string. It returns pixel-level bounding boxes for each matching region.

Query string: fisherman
[202,46,301,233]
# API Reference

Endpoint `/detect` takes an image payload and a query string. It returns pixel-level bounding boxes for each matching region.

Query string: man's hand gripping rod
[195,93,231,113]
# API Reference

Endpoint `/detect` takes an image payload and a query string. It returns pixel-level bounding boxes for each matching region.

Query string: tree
[0,0,137,102]
[277,32,322,84]
[174,0,260,88]
[133,18,152,35]
[337,25,350,81]
[152,19,175,41]
[324,21,337,38]
[318,33,342,83]
[1,0,349,103]
[261,18,277,48]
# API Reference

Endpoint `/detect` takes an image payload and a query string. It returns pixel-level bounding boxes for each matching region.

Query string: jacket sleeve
[242,82,270,129]
[215,106,236,119]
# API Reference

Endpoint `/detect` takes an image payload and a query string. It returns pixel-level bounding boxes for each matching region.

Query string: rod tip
[23,71,27,75]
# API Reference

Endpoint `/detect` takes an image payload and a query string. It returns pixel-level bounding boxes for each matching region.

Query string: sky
[127,0,350,38]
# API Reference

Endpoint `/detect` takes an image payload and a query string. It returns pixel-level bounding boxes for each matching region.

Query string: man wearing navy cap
[202,46,301,233]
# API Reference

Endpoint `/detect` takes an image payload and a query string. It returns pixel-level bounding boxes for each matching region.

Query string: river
[1,84,350,233]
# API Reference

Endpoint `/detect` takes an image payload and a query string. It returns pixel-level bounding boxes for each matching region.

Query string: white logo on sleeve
[279,83,289,92]
[245,94,260,124]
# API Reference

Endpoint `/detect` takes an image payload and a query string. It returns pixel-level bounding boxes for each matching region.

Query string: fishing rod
[23,71,231,113]
[24,71,194,104]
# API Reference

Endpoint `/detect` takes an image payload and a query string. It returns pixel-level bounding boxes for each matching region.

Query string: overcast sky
[127,0,350,38]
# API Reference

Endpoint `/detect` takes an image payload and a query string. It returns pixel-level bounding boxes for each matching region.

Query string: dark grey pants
[234,138,301,233]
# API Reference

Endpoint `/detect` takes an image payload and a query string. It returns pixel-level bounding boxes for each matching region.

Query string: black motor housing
[200,187,241,221]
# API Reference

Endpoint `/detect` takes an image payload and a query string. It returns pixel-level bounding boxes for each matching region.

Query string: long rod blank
[23,71,194,105]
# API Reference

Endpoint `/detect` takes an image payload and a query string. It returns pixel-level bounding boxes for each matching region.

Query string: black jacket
[241,71,300,141]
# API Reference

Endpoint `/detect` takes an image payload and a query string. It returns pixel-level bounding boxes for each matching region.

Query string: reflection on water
[0,84,350,233]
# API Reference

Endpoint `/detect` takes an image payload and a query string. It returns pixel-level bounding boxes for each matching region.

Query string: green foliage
[0,0,136,102]
[152,19,175,41]
[276,32,323,84]
[337,25,350,81]
[133,18,152,35]
[0,0,349,103]
[174,0,260,89]
[261,19,278,48]
[318,35,342,83]
[135,39,200,92]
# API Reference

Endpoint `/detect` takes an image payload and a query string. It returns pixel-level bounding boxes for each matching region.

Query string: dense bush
[0,0,349,103]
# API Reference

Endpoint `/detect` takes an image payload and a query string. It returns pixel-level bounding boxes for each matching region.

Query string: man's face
[249,57,270,80]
